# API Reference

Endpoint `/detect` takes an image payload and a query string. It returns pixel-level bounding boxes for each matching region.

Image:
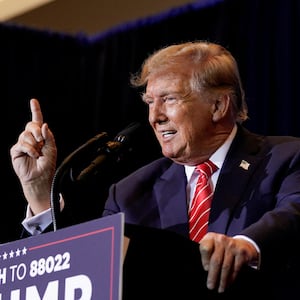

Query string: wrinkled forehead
[145,70,192,96]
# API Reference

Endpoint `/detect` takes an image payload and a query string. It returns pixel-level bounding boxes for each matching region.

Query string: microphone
[50,122,141,231]
[58,132,109,169]
[50,131,109,231]
[76,122,141,181]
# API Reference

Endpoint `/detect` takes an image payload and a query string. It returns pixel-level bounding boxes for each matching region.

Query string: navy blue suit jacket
[103,125,300,296]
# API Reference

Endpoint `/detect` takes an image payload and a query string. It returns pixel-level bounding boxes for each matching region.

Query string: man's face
[143,72,215,165]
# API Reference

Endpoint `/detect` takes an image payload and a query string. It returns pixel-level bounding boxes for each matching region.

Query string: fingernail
[206,281,214,290]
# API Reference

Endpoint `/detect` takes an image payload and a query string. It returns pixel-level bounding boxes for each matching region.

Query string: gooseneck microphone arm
[50,132,109,231]
[50,122,141,231]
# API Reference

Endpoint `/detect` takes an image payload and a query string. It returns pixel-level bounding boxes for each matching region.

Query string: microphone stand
[50,121,141,231]
[50,132,109,231]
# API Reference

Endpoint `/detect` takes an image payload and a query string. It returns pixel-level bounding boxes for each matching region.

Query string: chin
[162,150,174,159]
[162,150,180,161]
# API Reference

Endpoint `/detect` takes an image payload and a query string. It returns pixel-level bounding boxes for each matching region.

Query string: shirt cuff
[22,205,53,235]
[21,194,65,236]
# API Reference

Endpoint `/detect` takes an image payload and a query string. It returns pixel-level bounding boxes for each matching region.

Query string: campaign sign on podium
[0,213,124,300]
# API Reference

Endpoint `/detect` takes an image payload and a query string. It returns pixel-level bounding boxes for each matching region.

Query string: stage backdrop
[1,0,299,243]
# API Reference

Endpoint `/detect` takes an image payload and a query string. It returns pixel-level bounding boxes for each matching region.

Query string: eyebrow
[143,90,184,99]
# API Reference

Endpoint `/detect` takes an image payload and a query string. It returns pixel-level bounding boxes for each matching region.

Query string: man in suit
[10,41,300,298]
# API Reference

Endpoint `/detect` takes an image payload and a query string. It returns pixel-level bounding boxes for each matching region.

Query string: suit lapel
[209,126,266,233]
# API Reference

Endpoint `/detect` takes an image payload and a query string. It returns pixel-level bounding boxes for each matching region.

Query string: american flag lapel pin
[239,160,250,170]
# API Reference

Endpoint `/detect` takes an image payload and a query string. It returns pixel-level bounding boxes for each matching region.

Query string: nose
[148,101,167,125]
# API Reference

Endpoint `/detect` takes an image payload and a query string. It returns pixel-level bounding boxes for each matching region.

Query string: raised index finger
[30,98,43,125]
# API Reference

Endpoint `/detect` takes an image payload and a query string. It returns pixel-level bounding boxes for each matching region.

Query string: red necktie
[189,160,218,243]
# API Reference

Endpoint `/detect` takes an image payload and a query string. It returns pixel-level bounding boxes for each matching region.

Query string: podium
[0,215,275,300]
[123,224,271,300]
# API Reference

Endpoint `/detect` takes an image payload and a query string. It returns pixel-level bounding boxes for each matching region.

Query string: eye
[163,96,177,103]
[143,97,153,105]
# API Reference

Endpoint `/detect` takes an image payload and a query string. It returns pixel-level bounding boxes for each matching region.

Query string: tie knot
[196,160,218,178]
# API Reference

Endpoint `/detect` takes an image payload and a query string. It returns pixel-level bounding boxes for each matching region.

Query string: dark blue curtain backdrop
[1,0,299,242]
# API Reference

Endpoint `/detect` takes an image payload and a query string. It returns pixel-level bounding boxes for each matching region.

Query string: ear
[211,94,230,122]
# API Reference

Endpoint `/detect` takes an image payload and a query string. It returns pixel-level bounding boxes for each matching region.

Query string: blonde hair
[131,41,248,123]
